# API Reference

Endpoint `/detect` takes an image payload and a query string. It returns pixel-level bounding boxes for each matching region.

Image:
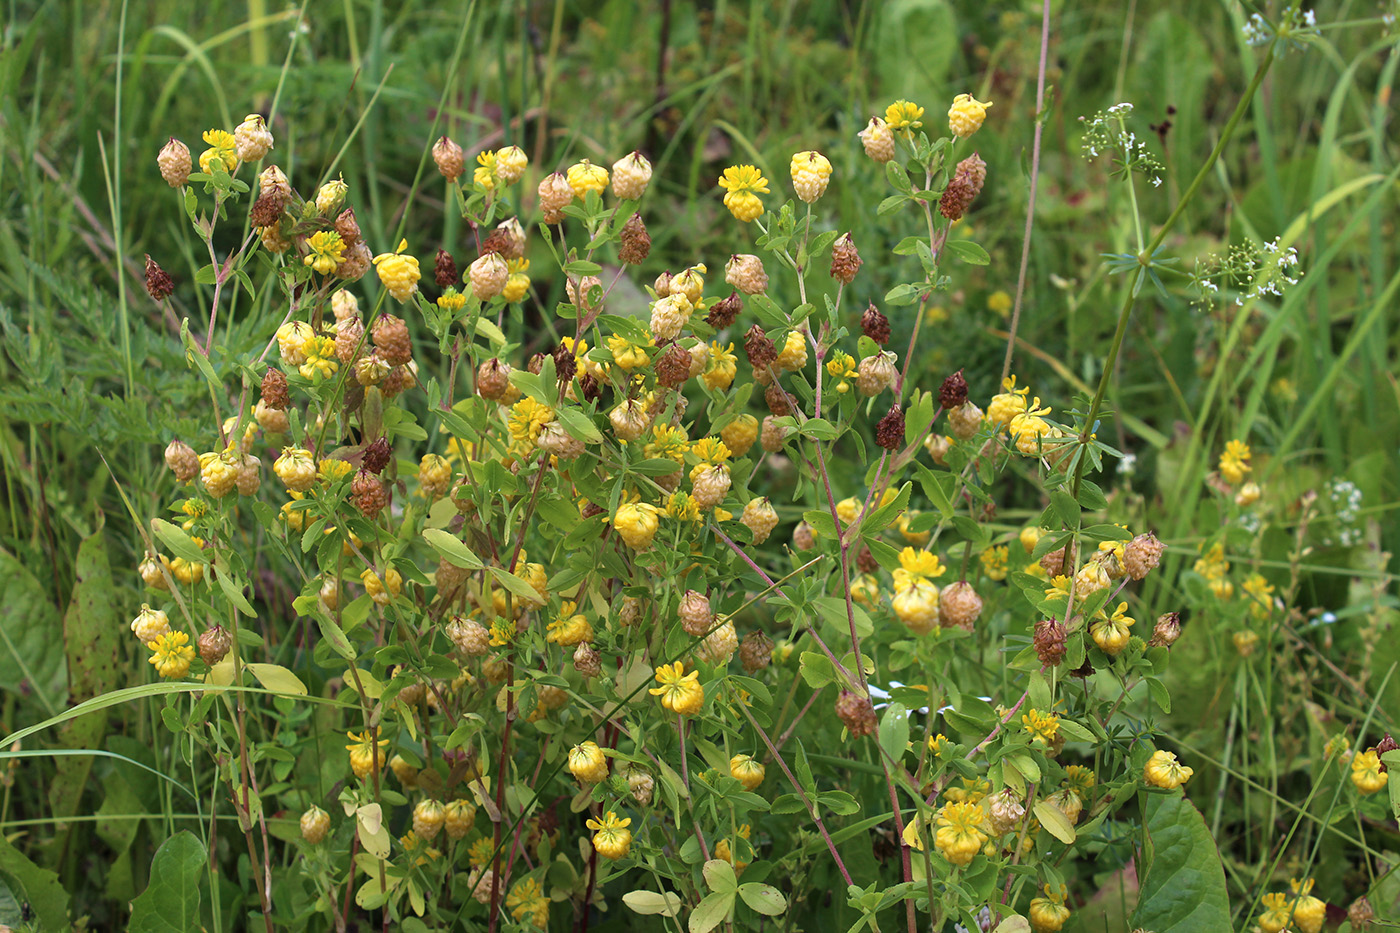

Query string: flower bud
[300,805,330,844]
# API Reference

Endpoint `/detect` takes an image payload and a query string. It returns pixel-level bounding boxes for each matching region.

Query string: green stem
[1072,40,1278,496]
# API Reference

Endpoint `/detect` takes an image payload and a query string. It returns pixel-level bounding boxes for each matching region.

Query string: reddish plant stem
[735,698,853,886]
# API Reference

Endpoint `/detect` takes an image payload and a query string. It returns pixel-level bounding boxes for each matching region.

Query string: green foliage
[1131,793,1231,932]
[128,831,205,933]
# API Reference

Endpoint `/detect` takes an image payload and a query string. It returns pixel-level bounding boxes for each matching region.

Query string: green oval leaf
[1130,793,1231,932]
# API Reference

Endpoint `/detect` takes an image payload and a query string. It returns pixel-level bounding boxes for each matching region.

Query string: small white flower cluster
[1118,451,1138,477]
[1078,103,1164,187]
[1190,236,1304,311]
[1325,478,1365,547]
[1244,6,1320,49]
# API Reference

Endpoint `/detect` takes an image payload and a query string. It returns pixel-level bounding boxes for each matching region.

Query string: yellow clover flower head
[303,230,346,275]
[649,661,704,716]
[948,93,994,139]
[586,811,633,859]
[148,630,196,679]
[718,164,769,223]
[473,150,498,190]
[1219,438,1252,484]
[934,801,987,866]
[885,100,925,135]
[1028,884,1071,932]
[566,159,609,198]
[789,150,832,203]
[198,129,239,175]
[1021,708,1060,746]
[613,502,661,550]
[1143,749,1193,789]
[372,239,421,302]
[1351,749,1388,795]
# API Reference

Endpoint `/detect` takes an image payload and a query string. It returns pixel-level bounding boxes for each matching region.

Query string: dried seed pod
[157,138,192,187]
[538,172,573,223]
[829,233,862,284]
[144,255,174,301]
[1033,618,1067,666]
[351,469,389,518]
[618,214,651,265]
[947,401,983,440]
[334,207,361,246]
[372,315,412,366]
[165,440,199,482]
[744,324,777,369]
[261,367,290,410]
[938,152,987,222]
[856,547,879,574]
[553,342,578,384]
[875,404,905,450]
[939,582,983,629]
[765,382,792,416]
[939,370,968,411]
[1123,533,1166,580]
[836,690,878,738]
[679,590,713,637]
[1148,611,1182,648]
[760,415,789,453]
[573,643,602,678]
[199,626,232,665]
[861,303,890,344]
[726,254,768,295]
[856,352,896,397]
[434,249,458,288]
[1039,546,1067,577]
[476,358,511,400]
[433,136,465,181]
[739,631,773,673]
[656,343,691,389]
[706,291,742,329]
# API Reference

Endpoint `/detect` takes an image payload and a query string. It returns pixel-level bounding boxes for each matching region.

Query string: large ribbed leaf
[1130,793,1230,932]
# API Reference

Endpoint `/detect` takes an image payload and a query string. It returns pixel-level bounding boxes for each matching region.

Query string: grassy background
[1,0,1397,928]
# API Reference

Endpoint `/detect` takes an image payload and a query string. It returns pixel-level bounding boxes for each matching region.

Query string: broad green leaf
[1033,799,1076,844]
[945,239,991,265]
[128,830,203,933]
[50,524,120,833]
[243,663,308,696]
[878,703,911,768]
[0,832,69,930]
[0,550,67,713]
[623,890,683,917]
[689,890,735,933]
[738,882,787,916]
[151,518,206,563]
[702,858,737,895]
[423,528,483,570]
[1130,793,1231,933]
[488,566,543,603]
